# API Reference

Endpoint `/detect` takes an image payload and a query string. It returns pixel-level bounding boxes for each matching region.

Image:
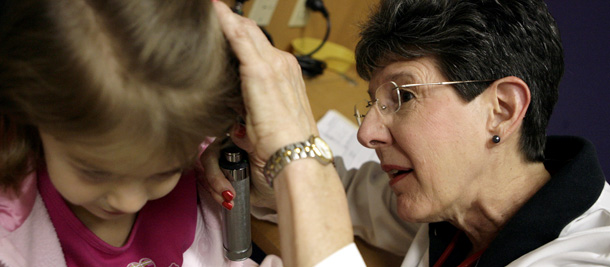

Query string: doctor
[208,0,610,266]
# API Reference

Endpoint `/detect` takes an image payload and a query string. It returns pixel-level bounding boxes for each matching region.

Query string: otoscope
[218,2,255,261]
[219,144,252,261]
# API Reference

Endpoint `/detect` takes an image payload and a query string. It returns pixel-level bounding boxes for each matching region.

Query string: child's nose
[107,185,148,214]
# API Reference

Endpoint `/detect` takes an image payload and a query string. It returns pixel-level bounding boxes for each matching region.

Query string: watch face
[313,136,333,160]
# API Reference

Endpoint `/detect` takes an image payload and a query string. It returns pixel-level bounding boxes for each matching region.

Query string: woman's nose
[356,107,392,148]
[106,185,148,214]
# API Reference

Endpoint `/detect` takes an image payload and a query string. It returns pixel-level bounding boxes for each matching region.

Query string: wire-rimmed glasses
[353,80,495,126]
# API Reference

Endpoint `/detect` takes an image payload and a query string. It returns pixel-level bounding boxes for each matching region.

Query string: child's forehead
[68,148,180,174]
[46,132,187,175]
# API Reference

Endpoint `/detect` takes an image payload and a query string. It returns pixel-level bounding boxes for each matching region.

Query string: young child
[0,0,272,266]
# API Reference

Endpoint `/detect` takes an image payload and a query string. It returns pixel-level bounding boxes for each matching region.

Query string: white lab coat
[330,136,610,266]
[258,136,610,266]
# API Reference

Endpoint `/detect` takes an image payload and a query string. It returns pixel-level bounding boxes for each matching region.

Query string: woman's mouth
[389,169,413,186]
[383,165,414,186]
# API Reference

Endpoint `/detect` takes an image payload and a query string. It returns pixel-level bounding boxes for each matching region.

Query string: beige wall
[226,0,379,52]
[221,0,379,122]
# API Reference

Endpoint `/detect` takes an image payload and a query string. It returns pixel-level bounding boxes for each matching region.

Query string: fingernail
[222,201,233,210]
[211,0,219,2]
[234,124,246,138]
[222,190,234,202]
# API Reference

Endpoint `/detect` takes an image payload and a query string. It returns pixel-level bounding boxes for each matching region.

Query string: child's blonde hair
[0,0,240,192]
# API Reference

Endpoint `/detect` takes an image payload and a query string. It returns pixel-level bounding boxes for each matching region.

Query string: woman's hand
[213,3,355,266]
[212,1,318,161]
[202,1,317,212]
[199,129,277,211]
[197,140,234,210]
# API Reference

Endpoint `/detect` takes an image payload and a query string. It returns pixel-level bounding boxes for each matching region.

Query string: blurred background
[545,0,610,179]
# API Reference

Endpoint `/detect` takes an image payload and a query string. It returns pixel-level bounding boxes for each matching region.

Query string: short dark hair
[355,0,564,162]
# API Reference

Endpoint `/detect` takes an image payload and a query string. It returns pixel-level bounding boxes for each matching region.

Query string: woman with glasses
[207,0,610,266]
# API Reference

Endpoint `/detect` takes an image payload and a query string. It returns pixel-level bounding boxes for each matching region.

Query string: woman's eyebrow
[386,72,416,84]
[368,71,417,96]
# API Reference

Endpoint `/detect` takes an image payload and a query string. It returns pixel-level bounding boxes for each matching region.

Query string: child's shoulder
[0,172,38,232]
[0,171,66,266]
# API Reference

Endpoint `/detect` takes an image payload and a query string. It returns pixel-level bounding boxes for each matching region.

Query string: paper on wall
[316,110,380,170]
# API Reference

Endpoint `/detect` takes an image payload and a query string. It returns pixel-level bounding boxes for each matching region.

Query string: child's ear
[485,76,531,140]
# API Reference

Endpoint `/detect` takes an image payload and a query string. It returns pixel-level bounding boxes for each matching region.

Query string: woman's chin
[395,195,434,223]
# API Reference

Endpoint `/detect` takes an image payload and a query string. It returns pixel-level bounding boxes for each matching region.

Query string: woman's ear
[486,76,531,141]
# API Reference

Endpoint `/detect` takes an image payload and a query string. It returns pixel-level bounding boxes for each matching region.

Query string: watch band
[263,135,333,187]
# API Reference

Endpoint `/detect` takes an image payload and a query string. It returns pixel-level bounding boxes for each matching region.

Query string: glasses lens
[376,82,400,114]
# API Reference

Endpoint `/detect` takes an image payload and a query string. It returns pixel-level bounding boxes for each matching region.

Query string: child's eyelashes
[79,169,114,182]
[77,167,183,183]
[150,169,183,181]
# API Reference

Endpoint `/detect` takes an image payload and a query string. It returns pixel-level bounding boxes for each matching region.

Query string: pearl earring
[492,135,501,143]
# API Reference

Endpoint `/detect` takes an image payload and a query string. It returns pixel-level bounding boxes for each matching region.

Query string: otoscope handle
[219,145,252,261]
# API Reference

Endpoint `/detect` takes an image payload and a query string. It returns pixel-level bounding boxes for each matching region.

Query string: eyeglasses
[353,80,495,126]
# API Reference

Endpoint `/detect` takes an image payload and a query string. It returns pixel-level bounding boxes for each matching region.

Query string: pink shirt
[38,167,197,267]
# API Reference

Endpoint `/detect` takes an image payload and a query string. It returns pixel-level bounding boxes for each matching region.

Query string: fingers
[199,141,236,210]
[230,122,255,152]
[224,121,278,209]
[212,1,271,66]
[213,0,317,157]
[249,163,278,211]
[213,0,299,94]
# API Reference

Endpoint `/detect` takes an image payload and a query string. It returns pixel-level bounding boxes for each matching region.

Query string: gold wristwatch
[263,135,334,187]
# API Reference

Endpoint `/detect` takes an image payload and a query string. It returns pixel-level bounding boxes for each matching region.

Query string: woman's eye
[399,90,415,103]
